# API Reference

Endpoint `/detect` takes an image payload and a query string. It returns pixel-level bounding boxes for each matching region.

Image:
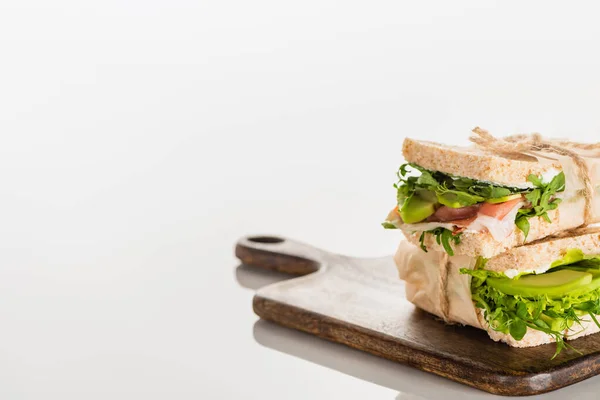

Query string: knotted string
[437,127,600,323]
[470,126,600,225]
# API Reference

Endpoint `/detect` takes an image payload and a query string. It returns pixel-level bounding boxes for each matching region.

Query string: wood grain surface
[236,235,600,396]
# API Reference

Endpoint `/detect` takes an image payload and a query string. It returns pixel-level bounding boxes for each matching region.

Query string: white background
[1,1,600,399]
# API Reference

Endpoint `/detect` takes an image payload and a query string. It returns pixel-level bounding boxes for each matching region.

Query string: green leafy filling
[381,221,397,229]
[382,164,566,249]
[419,228,462,256]
[514,173,565,239]
[394,163,516,208]
[460,251,600,358]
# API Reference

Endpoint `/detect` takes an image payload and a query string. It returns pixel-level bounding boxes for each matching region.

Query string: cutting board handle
[235,235,323,276]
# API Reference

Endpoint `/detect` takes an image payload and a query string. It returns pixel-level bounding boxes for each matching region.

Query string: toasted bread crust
[403,138,562,186]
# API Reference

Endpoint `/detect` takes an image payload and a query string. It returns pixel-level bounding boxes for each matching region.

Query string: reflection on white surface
[395,393,432,400]
[253,319,484,400]
[235,264,294,290]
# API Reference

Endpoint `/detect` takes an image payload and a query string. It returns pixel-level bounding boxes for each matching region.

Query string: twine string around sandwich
[437,127,600,323]
[438,252,451,323]
[470,126,600,225]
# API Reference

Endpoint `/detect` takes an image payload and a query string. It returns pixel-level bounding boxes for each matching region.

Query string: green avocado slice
[562,267,600,296]
[487,269,593,298]
[484,194,522,204]
[400,195,436,224]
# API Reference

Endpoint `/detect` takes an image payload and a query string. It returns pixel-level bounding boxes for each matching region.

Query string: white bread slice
[402,138,562,187]
[485,226,600,273]
[398,138,600,258]
[395,229,600,348]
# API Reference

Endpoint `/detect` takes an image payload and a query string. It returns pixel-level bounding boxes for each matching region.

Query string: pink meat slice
[478,197,523,219]
[428,204,481,222]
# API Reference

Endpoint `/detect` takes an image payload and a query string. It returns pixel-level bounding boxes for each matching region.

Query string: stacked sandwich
[384,128,600,355]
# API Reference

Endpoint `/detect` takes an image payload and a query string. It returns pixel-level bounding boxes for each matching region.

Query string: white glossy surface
[1,1,600,398]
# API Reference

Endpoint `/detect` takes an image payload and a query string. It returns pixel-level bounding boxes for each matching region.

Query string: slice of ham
[478,197,523,219]
[449,215,478,227]
[427,204,481,222]
[469,200,525,241]
[391,196,527,241]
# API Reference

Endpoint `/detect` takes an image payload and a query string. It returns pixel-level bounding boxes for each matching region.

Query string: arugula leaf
[418,231,427,252]
[450,177,474,191]
[516,302,529,319]
[381,221,397,229]
[524,188,541,205]
[406,163,427,173]
[548,172,566,193]
[513,172,566,237]
[527,174,543,187]
[416,170,439,187]
[440,228,455,255]
[510,318,527,341]
[476,186,513,198]
[419,228,462,256]
[399,164,411,176]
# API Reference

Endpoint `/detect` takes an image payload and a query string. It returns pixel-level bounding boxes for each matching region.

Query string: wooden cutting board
[236,235,600,396]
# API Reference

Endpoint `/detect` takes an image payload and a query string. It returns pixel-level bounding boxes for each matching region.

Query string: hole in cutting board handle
[236,235,320,276]
[248,236,284,244]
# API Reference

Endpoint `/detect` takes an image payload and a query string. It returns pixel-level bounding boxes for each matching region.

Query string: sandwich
[383,133,600,258]
[396,227,600,356]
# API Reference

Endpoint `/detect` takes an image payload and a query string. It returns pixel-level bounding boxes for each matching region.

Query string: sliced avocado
[562,267,600,296]
[400,195,436,224]
[487,269,593,298]
[563,266,600,277]
[484,194,522,204]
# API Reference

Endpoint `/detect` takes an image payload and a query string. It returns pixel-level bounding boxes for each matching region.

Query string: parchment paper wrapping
[395,241,481,328]
[552,154,600,226]
[394,146,600,343]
